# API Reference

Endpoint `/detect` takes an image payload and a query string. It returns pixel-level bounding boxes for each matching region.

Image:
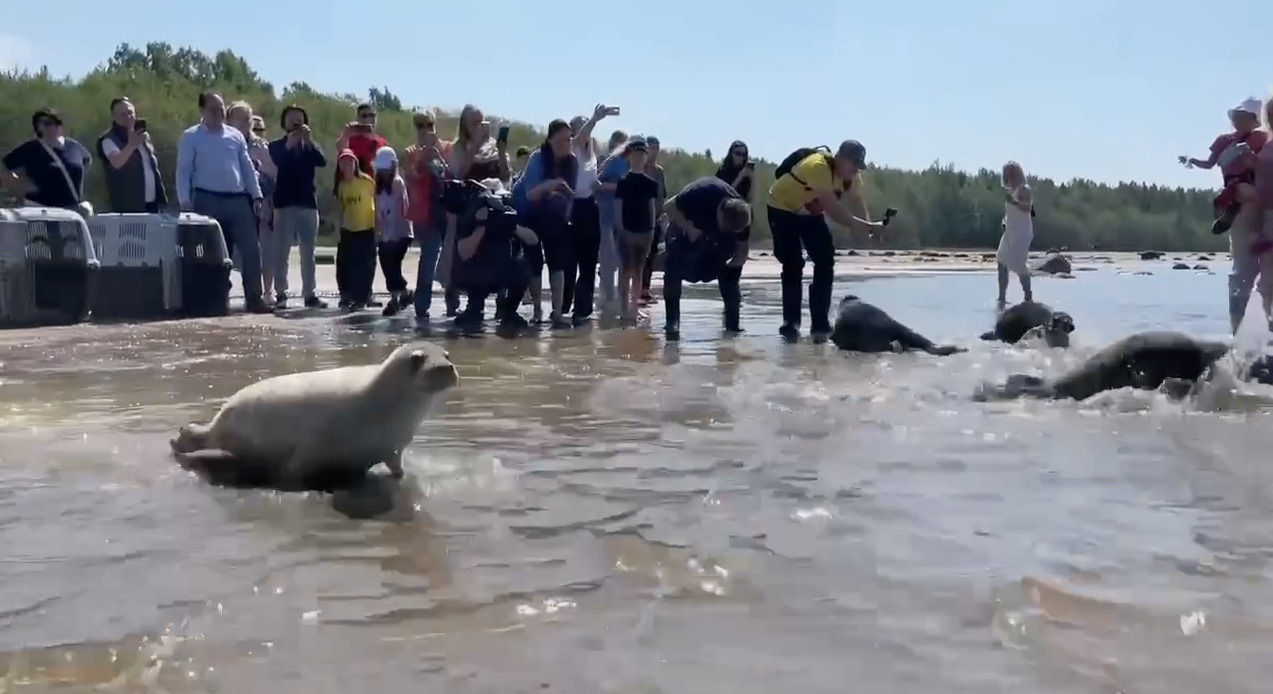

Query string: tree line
[0,42,1225,251]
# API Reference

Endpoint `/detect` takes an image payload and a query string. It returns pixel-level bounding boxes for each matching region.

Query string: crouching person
[661,176,753,341]
[448,179,539,336]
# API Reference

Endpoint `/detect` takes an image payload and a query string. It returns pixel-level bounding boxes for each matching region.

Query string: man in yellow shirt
[767,140,886,342]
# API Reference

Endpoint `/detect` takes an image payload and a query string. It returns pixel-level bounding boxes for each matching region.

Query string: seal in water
[831,295,965,356]
[980,301,1075,348]
[170,342,459,491]
[974,331,1229,401]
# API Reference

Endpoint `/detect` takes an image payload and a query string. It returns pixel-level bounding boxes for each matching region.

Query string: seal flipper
[1157,377,1198,401]
[979,330,998,341]
[173,449,278,489]
[895,324,965,356]
[170,422,211,455]
[974,374,1055,402]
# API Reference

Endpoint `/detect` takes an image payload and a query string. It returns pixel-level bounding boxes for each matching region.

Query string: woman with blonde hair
[996,160,1034,306]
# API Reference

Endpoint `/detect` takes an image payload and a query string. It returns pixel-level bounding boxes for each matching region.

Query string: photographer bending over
[447,179,538,336]
[661,176,753,341]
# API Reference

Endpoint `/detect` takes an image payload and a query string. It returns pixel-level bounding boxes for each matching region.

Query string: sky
[2,0,1269,190]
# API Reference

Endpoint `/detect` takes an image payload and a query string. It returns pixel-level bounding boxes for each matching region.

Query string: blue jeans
[193,190,262,303]
[597,197,620,304]
[414,225,444,319]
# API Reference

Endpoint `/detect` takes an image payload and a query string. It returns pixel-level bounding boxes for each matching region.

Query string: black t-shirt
[2,138,91,208]
[673,176,742,239]
[616,171,659,233]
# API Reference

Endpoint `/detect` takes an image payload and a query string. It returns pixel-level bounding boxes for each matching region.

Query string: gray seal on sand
[980,301,1075,348]
[974,331,1229,402]
[831,295,965,356]
[170,342,459,492]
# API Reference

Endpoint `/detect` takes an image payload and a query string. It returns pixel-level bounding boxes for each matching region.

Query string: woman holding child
[1232,96,1273,333]
[1183,98,1273,332]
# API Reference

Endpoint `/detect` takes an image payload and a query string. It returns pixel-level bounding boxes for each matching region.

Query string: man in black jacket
[96,97,167,213]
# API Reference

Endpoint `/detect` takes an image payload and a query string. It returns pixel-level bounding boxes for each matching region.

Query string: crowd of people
[4,91,1273,340]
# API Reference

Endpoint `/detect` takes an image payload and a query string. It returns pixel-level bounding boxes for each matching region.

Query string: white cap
[373,146,398,170]
[1229,97,1264,122]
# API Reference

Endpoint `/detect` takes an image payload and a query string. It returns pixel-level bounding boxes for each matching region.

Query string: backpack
[774,146,834,188]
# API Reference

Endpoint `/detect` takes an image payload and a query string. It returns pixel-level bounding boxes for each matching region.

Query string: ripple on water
[4,268,1273,691]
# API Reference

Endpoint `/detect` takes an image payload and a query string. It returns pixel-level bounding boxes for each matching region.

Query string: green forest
[0,43,1226,251]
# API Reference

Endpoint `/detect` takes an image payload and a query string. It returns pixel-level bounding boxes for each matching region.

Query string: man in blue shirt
[176,91,269,313]
[660,176,752,341]
[267,104,328,309]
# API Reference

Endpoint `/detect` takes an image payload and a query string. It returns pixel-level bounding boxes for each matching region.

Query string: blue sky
[2,0,1268,189]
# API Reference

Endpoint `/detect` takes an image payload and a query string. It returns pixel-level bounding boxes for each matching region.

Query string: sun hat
[1229,97,1264,122]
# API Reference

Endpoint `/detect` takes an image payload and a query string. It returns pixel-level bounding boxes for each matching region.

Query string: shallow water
[3,258,1273,693]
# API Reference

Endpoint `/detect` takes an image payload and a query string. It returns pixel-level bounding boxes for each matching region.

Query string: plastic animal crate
[0,207,99,327]
[87,213,182,319]
[175,213,232,317]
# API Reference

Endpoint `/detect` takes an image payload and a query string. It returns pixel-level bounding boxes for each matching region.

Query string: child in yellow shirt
[334,149,377,310]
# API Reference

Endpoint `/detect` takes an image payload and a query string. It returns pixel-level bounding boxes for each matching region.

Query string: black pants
[523,210,573,274]
[768,206,835,332]
[378,237,412,293]
[564,197,600,318]
[336,229,377,303]
[663,262,742,330]
[459,262,531,327]
[642,224,663,295]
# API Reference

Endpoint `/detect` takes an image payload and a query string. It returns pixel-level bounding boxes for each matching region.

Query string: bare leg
[619,267,632,320]
[632,260,646,315]
[997,263,1009,305]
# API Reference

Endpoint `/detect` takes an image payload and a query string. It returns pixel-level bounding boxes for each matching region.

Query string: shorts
[620,229,653,267]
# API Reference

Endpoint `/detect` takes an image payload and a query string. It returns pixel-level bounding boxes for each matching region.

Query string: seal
[831,295,965,356]
[974,331,1229,402]
[980,301,1075,348]
[170,342,459,491]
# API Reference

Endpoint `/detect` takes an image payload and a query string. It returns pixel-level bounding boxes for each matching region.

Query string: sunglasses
[40,118,63,128]
[358,111,377,120]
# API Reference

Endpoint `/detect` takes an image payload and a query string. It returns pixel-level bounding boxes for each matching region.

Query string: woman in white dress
[996,160,1034,306]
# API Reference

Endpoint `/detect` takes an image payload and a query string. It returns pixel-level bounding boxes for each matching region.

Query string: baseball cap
[373,146,398,170]
[625,135,648,152]
[837,140,867,168]
[645,135,660,147]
